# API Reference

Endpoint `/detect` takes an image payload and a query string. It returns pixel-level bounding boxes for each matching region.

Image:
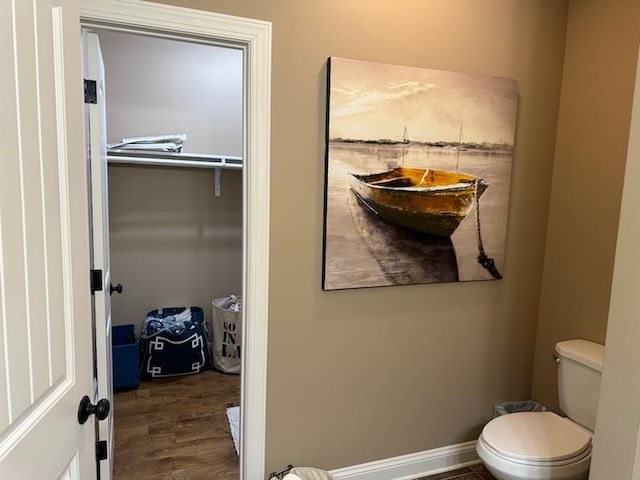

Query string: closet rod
[106,149,242,170]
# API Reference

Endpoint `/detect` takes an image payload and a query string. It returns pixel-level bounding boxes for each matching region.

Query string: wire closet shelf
[106,149,243,170]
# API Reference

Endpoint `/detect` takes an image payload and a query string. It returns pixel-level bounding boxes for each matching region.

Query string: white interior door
[83,30,114,480]
[0,1,96,479]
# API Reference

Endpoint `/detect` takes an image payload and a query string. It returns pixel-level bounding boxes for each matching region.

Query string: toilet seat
[480,411,592,466]
[476,433,592,480]
[478,433,591,468]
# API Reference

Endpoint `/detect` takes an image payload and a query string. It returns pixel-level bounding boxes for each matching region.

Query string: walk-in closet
[93,28,244,480]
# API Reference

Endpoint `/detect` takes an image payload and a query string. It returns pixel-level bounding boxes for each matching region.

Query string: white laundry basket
[211,296,242,374]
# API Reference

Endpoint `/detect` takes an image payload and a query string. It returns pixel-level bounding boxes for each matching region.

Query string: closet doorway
[98,28,243,480]
[80,2,271,480]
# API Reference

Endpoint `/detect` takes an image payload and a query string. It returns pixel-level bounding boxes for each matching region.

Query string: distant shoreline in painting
[322,57,518,291]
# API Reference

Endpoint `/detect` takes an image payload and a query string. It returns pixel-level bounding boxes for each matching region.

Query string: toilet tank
[555,339,605,431]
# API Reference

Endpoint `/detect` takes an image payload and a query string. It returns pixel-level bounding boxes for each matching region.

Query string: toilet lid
[481,412,591,462]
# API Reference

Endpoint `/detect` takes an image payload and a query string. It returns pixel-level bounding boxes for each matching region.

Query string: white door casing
[590,47,640,479]
[0,0,96,479]
[83,30,114,480]
[79,1,271,479]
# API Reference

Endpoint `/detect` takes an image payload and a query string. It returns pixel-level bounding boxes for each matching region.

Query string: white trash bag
[271,467,336,480]
[211,295,242,374]
[288,468,336,480]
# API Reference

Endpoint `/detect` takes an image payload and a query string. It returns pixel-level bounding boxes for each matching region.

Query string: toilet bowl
[476,411,591,480]
[476,339,604,480]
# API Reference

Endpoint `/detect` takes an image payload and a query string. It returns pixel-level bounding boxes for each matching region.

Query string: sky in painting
[328,57,518,145]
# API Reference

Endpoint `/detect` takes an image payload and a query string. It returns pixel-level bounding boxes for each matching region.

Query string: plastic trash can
[493,400,546,418]
[112,324,139,391]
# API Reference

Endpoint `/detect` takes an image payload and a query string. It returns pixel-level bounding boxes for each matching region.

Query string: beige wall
[108,164,243,333]
[532,0,640,412]
[97,29,243,156]
[152,0,569,472]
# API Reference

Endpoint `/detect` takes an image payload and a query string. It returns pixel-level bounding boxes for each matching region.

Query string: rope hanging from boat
[474,179,502,279]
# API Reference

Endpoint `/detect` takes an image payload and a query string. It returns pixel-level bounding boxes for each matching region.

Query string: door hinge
[84,79,97,104]
[90,269,103,293]
[96,440,108,461]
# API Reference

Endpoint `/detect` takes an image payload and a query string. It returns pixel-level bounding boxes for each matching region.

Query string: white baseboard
[329,441,481,480]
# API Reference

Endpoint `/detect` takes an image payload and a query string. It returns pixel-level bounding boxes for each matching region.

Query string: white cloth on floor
[226,406,240,455]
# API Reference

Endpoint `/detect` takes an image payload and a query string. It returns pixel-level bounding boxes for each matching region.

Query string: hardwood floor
[113,369,240,480]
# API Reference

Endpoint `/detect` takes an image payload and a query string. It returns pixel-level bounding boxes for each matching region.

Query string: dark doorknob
[109,282,123,295]
[77,395,110,424]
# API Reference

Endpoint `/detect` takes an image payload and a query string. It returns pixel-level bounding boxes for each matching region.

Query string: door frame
[78,1,271,479]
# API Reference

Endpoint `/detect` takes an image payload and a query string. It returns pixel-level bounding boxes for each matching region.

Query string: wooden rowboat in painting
[348,167,487,236]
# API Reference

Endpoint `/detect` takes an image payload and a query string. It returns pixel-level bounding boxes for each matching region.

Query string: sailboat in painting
[402,125,410,144]
[455,121,465,171]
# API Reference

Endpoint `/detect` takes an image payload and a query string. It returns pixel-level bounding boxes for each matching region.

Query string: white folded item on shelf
[107,133,186,151]
[115,142,183,152]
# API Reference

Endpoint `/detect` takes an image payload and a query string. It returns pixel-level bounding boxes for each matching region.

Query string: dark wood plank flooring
[113,369,240,480]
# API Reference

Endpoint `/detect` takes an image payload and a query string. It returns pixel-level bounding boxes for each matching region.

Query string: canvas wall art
[322,57,518,291]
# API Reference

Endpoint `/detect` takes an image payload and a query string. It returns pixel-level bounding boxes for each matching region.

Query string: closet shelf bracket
[214,167,222,197]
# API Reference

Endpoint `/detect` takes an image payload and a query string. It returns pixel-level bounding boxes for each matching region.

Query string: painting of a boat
[322,57,517,289]
[348,167,487,237]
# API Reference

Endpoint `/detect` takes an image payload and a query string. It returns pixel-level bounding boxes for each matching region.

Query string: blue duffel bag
[140,306,212,378]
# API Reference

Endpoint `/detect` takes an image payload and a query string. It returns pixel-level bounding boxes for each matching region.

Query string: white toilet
[476,339,604,480]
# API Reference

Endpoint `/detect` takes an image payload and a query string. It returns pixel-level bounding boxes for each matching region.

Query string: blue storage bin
[112,324,139,391]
